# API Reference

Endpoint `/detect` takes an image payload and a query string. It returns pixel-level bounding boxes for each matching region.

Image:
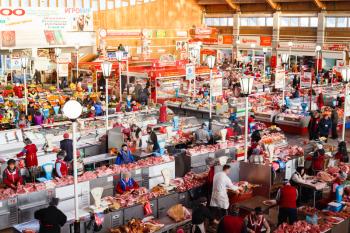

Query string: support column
[232,13,240,61]
[271,11,280,69]
[317,12,326,71]
[317,11,326,47]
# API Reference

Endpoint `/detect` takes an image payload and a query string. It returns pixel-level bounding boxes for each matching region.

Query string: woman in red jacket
[116,172,139,194]
[17,138,38,181]
[2,159,23,190]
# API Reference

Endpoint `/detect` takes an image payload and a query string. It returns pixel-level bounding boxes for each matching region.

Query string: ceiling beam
[314,0,326,9]
[233,0,266,3]
[224,0,240,11]
[274,0,311,2]
[197,0,227,5]
[266,0,281,10]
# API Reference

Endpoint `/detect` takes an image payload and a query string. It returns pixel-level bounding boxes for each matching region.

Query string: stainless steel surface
[239,162,271,198]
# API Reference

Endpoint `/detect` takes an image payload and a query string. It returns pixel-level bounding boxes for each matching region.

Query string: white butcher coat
[210,171,238,209]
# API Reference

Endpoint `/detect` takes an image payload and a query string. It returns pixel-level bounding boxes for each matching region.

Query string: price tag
[107,176,113,182]
[135,169,141,175]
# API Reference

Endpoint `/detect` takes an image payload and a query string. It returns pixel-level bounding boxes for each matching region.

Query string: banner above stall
[0,7,93,31]
[238,36,272,48]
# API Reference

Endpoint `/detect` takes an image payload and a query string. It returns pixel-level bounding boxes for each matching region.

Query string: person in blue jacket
[319,114,332,142]
[115,144,135,165]
[93,101,103,116]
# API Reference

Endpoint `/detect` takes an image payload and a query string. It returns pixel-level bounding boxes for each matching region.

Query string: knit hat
[63,132,69,139]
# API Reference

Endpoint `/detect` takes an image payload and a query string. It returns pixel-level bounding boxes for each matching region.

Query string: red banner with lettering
[260,36,272,47]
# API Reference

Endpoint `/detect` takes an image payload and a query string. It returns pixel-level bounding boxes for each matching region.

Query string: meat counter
[17,189,55,224]
[275,113,311,135]
[254,111,278,124]
[0,197,17,230]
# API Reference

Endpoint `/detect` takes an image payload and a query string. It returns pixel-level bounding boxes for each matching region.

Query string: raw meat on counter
[274,221,322,233]
[261,133,285,145]
[167,204,191,222]
[170,171,208,192]
[104,186,168,210]
[110,218,164,233]
[317,171,334,182]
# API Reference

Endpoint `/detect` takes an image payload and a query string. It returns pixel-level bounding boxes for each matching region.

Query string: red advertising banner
[260,36,272,46]
[219,35,233,45]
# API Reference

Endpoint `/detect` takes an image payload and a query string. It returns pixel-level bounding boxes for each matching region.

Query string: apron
[191,223,205,233]
[210,190,229,209]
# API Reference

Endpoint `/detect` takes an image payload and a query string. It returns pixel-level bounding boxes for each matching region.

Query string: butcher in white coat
[210,164,239,217]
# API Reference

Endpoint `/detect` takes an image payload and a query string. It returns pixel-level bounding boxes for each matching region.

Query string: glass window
[220,18,228,26]
[212,18,220,26]
[228,17,233,26]
[280,17,289,27]
[92,0,98,10]
[107,0,114,9]
[310,17,318,27]
[130,0,135,5]
[266,17,273,26]
[290,17,298,26]
[1,0,10,7]
[115,0,121,7]
[326,17,336,27]
[144,0,149,2]
[21,0,30,6]
[31,0,38,7]
[57,0,64,7]
[67,0,73,7]
[12,0,20,7]
[122,1,128,6]
[39,0,47,7]
[337,17,347,28]
[257,17,265,26]
[240,18,248,26]
[300,17,309,27]
[49,0,56,7]
[75,0,83,7]
[100,0,106,9]
[247,17,257,26]
[84,0,91,7]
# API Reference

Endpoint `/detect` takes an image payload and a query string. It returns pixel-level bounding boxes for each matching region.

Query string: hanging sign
[212,77,223,96]
[260,36,272,47]
[186,64,195,80]
[0,7,94,31]
[275,69,285,89]
[156,30,166,38]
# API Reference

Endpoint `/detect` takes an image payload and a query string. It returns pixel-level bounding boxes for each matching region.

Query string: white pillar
[119,62,122,102]
[232,13,240,61]
[244,96,249,162]
[24,67,28,115]
[209,69,213,120]
[72,121,79,223]
[105,78,109,132]
[343,84,348,141]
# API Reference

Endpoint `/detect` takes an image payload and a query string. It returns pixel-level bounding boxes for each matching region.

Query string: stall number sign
[186,64,195,80]
[275,70,285,89]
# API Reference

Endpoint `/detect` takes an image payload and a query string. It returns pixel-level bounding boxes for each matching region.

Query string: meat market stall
[275,112,311,135]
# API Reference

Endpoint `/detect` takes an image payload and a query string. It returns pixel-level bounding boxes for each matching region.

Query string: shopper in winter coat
[308,111,320,140]
[34,198,67,233]
[331,107,339,139]
[319,114,332,141]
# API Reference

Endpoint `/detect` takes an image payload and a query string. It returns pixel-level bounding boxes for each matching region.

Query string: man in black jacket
[60,133,73,162]
[34,198,67,233]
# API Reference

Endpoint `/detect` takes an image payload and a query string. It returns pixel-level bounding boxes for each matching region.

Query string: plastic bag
[144,201,153,216]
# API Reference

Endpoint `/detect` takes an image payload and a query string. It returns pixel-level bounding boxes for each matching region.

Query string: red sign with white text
[260,36,272,46]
